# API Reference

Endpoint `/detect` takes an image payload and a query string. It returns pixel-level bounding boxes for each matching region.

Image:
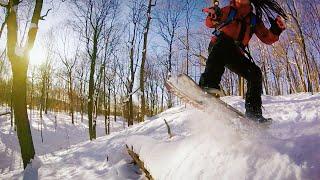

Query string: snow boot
[198,75,223,97]
[203,87,223,97]
[245,112,272,123]
[245,108,272,123]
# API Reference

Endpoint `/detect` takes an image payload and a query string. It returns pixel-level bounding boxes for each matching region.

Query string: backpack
[212,6,257,61]
[212,6,257,41]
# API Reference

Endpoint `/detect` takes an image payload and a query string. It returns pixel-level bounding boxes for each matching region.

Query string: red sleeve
[205,16,216,28]
[255,21,279,45]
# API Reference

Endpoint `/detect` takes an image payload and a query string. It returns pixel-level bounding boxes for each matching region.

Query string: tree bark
[11,62,35,168]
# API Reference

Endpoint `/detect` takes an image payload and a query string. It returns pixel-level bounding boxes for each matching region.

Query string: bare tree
[71,0,118,139]
[75,54,89,122]
[124,0,145,125]
[285,0,313,92]
[2,0,48,168]
[155,0,184,108]
[56,25,79,124]
[39,59,52,118]
[139,0,156,122]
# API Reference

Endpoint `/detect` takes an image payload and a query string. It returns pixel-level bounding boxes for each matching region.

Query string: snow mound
[127,93,320,179]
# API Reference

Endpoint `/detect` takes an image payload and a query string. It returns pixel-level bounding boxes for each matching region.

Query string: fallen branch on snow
[126,144,154,180]
[164,119,173,138]
[0,112,11,117]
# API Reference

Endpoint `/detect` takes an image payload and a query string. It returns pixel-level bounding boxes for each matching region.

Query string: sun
[29,45,46,66]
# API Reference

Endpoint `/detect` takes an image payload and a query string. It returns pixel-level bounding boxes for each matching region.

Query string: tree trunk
[68,72,74,124]
[161,86,164,112]
[128,22,137,126]
[45,74,50,114]
[167,36,175,108]
[103,73,109,135]
[113,85,117,122]
[40,74,46,119]
[140,0,154,122]
[293,52,307,92]
[238,76,244,98]
[104,83,108,135]
[88,30,98,140]
[80,79,84,122]
[107,83,111,134]
[12,62,35,168]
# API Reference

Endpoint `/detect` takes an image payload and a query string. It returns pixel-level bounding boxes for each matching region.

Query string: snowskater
[200,0,287,122]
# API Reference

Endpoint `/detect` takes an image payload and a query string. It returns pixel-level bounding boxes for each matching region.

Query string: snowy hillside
[0,111,128,178]
[1,93,320,179]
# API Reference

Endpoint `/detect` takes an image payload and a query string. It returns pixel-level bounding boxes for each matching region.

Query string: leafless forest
[0,0,319,168]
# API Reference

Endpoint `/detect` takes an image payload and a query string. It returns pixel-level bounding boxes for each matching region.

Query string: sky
[32,0,213,63]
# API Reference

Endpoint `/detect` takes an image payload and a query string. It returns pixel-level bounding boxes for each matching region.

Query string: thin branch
[0,10,9,39]
[40,8,52,20]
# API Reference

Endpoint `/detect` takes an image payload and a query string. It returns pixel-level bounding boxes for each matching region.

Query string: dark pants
[199,36,263,116]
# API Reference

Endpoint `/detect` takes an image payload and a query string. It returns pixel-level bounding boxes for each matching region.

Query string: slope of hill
[1,93,319,179]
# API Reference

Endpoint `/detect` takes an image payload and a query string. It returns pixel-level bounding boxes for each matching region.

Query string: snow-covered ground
[1,93,320,179]
[0,111,130,179]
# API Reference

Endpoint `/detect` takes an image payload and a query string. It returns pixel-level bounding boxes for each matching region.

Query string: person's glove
[270,16,286,36]
[203,7,218,20]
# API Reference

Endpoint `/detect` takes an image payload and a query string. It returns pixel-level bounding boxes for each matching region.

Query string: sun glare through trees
[29,45,46,66]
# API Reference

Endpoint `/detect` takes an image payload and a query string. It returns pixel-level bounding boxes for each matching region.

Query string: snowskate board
[165,74,271,130]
